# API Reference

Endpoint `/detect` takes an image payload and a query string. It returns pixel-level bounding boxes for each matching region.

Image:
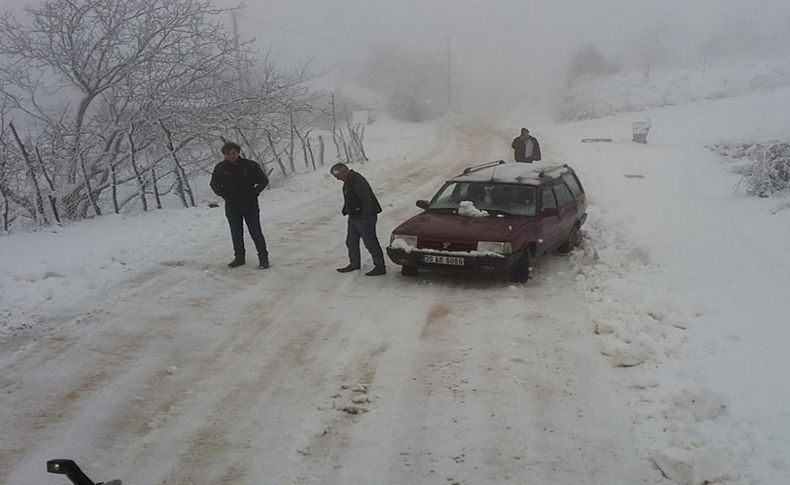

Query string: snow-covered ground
[562,56,790,121]
[2,73,790,484]
[533,85,790,484]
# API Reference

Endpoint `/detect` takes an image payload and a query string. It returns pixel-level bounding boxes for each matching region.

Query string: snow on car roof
[450,161,570,185]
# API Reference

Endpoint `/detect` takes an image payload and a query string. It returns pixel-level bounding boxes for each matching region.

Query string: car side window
[562,173,584,197]
[542,187,557,209]
[553,182,574,207]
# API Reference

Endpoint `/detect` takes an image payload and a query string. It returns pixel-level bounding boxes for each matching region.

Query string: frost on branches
[710,141,790,198]
[0,0,329,233]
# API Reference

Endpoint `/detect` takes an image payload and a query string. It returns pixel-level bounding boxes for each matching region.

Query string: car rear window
[562,173,584,197]
[541,187,557,208]
[553,183,574,207]
[431,182,537,216]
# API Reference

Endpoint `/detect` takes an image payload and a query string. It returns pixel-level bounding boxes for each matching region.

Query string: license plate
[420,254,465,266]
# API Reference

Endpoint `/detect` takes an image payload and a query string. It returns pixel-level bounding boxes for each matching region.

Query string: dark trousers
[225,203,268,259]
[346,215,385,268]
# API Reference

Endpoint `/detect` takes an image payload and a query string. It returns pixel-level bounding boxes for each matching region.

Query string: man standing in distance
[210,142,270,269]
[330,163,386,276]
[511,127,542,163]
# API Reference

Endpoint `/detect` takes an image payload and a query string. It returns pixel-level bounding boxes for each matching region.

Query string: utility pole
[446,36,452,108]
[231,9,244,94]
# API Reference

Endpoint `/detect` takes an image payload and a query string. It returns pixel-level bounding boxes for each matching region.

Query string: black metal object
[462,159,506,174]
[47,459,121,485]
[47,460,96,485]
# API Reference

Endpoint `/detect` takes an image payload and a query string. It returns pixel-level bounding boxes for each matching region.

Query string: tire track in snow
[287,129,657,485]
[0,119,467,482]
[2,119,609,484]
[94,120,492,483]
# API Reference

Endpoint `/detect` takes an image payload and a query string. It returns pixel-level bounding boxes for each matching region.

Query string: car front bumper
[386,247,523,273]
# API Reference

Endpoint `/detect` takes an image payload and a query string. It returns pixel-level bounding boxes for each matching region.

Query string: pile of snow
[457,200,489,217]
[570,221,751,485]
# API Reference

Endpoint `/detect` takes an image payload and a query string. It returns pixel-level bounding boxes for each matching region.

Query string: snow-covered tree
[566,44,619,86]
[0,0,316,231]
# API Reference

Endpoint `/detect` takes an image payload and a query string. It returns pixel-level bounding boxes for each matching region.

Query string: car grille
[418,240,477,252]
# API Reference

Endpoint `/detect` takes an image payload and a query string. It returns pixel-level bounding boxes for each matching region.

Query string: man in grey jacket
[511,127,542,163]
[330,163,386,276]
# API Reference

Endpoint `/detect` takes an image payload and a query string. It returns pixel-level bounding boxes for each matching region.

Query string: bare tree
[0,0,317,232]
[1,0,240,221]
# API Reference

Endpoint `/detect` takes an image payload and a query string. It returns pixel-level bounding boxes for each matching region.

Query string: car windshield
[430,182,537,216]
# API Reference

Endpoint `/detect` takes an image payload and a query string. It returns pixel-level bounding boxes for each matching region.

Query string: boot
[336,264,360,273]
[257,254,270,269]
[227,256,245,268]
[365,266,386,276]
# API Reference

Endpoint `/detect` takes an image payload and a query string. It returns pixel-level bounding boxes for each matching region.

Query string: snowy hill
[562,56,790,121]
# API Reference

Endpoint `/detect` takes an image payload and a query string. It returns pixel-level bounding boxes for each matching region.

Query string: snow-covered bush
[709,142,790,197]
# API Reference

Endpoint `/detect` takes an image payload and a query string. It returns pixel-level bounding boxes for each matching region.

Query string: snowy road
[1,122,660,484]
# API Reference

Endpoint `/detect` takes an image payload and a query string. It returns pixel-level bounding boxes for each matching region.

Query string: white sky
[213,0,790,113]
[2,0,790,115]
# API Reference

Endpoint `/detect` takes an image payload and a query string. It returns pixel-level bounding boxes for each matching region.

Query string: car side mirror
[416,200,430,210]
[541,207,559,217]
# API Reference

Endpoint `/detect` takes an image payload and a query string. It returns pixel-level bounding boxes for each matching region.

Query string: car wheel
[558,223,581,254]
[508,251,530,283]
[401,265,419,277]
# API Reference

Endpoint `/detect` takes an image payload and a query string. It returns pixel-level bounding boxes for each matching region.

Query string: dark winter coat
[511,135,542,163]
[210,158,269,207]
[342,170,382,220]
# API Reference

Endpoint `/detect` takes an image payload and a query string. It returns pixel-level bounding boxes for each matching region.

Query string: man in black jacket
[511,127,542,163]
[210,142,270,269]
[330,163,386,276]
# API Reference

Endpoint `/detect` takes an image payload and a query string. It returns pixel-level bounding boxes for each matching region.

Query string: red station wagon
[386,161,587,282]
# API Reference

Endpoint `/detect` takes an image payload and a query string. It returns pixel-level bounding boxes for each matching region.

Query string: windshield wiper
[486,209,516,216]
[427,206,457,212]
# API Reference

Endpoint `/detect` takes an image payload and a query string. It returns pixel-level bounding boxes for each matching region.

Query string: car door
[562,172,586,217]
[540,185,563,249]
[553,181,578,237]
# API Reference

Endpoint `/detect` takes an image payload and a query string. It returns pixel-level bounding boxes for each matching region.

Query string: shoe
[227,257,245,268]
[365,266,386,276]
[257,258,270,269]
[336,264,360,273]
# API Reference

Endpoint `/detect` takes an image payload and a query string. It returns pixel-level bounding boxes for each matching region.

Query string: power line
[240,14,453,48]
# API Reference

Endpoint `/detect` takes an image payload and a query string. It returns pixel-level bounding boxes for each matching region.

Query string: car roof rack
[537,163,569,178]
[462,160,506,175]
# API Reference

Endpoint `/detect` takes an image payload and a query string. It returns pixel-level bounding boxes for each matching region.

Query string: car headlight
[477,241,512,255]
[390,234,418,248]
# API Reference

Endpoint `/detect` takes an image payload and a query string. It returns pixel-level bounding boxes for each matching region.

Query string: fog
[217,0,790,119]
[2,0,790,120]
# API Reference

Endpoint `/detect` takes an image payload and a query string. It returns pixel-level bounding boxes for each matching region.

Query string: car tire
[401,265,419,277]
[558,223,581,254]
[508,251,530,283]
